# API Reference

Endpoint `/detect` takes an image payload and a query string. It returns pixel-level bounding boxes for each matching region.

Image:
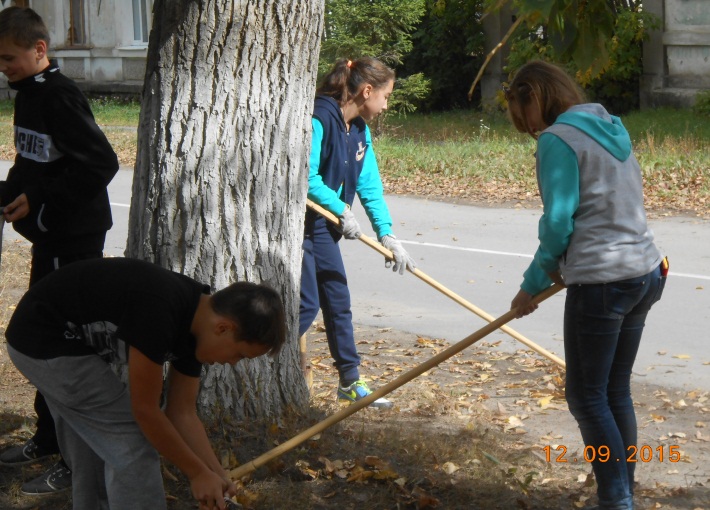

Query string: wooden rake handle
[305,199,566,369]
[230,283,564,479]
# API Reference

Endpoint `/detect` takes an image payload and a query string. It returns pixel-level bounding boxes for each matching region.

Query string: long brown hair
[317,57,395,107]
[504,61,585,135]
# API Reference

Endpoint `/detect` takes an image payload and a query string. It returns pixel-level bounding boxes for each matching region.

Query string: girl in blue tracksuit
[300,57,415,408]
[505,61,666,510]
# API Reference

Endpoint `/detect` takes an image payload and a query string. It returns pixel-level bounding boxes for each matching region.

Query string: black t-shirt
[6,258,209,377]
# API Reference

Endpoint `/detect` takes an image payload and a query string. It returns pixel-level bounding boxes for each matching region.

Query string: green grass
[623,107,710,145]
[0,97,141,126]
[376,108,710,214]
[381,107,710,146]
[381,109,525,143]
[376,136,536,179]
[0,100,13,117]
[86,97,142,126]
[0,97,706,214]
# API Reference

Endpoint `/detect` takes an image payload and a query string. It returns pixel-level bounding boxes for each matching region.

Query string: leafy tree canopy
[320,0,426,76]
[403,0,486,110]
[320,0,429,116]
[487,0,645,77]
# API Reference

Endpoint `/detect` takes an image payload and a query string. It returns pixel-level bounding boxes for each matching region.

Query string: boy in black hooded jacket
[0,6,118,495]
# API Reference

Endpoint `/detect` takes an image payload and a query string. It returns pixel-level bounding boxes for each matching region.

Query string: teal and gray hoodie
[521,103,662,295]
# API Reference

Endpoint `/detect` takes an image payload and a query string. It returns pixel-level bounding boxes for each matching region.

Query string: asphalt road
[348,196,710,393]
[2,162,708,392]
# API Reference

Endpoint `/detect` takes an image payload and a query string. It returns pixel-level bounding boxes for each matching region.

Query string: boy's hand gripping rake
[306,199,565,369]
[230,283,563,480]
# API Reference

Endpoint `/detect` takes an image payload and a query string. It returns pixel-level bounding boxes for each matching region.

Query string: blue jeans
[299,217,360,384]
[564,265,666,510]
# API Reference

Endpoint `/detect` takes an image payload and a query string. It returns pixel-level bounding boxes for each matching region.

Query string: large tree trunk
[126,0,323,419]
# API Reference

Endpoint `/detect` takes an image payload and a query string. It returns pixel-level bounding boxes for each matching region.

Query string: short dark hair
[0,6,50,48]
[210,281,286,356]
[317,57,395,107]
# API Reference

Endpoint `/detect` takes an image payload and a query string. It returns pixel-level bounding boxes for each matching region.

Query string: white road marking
[401,240,532,259]
[401,240,710,281]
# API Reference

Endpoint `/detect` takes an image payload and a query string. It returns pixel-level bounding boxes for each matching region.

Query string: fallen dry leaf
[441,461,459,474]
[505,415,525,431]
[364,456,389,470]
[538,395,553,409]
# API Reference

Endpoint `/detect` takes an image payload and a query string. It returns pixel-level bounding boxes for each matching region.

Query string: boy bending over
[5,257,286,510]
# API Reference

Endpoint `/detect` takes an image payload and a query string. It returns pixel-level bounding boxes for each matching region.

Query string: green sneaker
[337,379,393,409]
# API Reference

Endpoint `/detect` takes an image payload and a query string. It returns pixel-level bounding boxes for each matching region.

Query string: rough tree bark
[126,0,323,419]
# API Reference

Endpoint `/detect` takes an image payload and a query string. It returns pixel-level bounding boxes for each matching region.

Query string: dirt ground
[0,241,708,510]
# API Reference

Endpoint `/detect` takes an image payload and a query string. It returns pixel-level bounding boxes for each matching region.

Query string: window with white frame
[132,0,152,44]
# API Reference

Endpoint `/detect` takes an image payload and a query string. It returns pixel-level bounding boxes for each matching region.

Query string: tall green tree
[320,0,429,115]
[501,0,657,111]
[320,0,425,73]
[486,0,617,75]
[471,0,656,111]
[404,0,486,110]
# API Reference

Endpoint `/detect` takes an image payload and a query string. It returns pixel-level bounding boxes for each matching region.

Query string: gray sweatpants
[8,345,166,510]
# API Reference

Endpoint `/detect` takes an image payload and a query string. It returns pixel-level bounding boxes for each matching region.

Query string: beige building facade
[641,0,710,108]
[1,0,707,108]
[0,0,152,96]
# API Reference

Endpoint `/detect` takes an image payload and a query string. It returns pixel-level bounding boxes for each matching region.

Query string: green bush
[319,0,429,116]
[401,0,486,110]
[693,90,710,117]
[505,6,659,114]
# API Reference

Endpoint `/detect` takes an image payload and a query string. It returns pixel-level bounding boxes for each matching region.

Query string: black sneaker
[0,439,55,466]
[20,462,72,495]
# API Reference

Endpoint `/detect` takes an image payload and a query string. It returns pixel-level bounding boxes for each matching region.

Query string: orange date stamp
[543,445,681,463]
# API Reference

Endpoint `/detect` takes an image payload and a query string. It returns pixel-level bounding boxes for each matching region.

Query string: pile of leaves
[381,170,709,219]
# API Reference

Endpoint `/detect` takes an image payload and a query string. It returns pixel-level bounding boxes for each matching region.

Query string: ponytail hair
[317,57,395,107]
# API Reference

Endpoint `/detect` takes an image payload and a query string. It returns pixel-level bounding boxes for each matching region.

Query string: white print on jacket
[14,126,63,163]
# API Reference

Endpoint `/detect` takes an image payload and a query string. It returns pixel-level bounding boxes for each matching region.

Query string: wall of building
[0,0,149,97]
[642,0,709,108]
[1,1,707,108]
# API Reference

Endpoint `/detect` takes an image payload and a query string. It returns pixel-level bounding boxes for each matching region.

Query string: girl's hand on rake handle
[380,235,416,274]
[511,289,538,318]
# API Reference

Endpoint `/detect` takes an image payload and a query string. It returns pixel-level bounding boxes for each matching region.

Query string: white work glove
[380,234,416,275]
[336,206,362,239]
